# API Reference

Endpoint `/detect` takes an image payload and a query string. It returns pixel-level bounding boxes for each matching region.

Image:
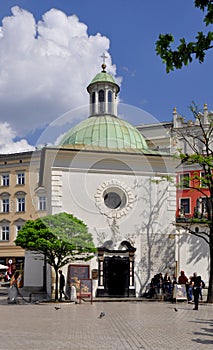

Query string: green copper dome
[59,64,148,152]
[87,71,120,93]
[91,72,116,84]
[59,115,148,151]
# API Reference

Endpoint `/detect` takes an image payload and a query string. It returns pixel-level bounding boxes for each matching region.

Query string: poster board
[68,264,90,295]
[173,284,187,301]
[79,278,93,304]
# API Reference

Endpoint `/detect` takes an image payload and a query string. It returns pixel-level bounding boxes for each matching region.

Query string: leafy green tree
[15,212,96,301]
[174,104,213,302]
[156,1,213,72]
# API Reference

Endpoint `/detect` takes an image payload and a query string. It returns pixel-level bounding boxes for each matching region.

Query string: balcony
[176,204,209,224]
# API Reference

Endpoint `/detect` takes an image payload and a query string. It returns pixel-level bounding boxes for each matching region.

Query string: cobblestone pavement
[0,296,212,350]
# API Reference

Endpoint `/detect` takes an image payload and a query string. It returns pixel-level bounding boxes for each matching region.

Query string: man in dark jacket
[191,272,202,310]
[59,270,67,301]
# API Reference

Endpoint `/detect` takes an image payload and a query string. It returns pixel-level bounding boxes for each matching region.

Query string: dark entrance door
[105,256,129,297]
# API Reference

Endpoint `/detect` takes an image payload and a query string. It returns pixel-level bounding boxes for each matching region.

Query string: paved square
[0,300,212,349]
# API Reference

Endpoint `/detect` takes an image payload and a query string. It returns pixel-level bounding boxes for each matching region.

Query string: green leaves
[155,1,213,72]
[155,34,175,73]
[195,0,213,25]
[15,212,96,269]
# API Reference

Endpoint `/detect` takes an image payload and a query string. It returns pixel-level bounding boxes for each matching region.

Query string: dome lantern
[87,55,120,117]
[59,59,148,152]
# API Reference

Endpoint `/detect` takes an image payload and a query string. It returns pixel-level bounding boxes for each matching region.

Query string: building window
[103,188,127,210]
[104,192,122,209]
[108,90,112,114]
[39,196,46,211]
[17,172,25,185]
[179,173,190,188]
[108,90,112,102]
[92,92,96,114]
[201,197,208,213]
[1,226,9,241]
[16,225,22,237]
[98,89,104,102]
[194,197,208,218]
[200,172,208,188]
[95,180,134,219]
[1,174,9,186]
[17,197,25,212]
[14,221,25,238]
[2,198,9,213]
[180,198,190,215]
[98,89,104,113]
[92,91,95,103]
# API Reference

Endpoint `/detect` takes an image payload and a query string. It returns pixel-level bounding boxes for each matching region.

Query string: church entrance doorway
[97,241,136,298]
[105,256,129,297]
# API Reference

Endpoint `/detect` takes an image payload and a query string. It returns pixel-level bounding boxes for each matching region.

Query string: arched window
[92,92,96,114]
[108,90,112,102]
[108,90,112,114]
[98,90,105,113]
[98,90,104,102]
[92,92,96,103]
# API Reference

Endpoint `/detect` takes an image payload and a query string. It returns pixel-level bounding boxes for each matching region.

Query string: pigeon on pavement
[55,306,61,310]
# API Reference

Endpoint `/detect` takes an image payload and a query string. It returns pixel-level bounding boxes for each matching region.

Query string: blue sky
[0,0,212,151]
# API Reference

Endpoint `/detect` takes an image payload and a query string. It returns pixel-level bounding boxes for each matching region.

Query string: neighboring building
[0,150,45,276]
[138,105,212,285]
[172,105,212,284]
[137,121,172,154]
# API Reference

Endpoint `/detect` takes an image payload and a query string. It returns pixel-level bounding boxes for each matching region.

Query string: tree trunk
[207,228,213,303]
[54,267,59,301]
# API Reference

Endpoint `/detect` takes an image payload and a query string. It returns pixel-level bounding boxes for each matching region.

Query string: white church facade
[26,62,177,297]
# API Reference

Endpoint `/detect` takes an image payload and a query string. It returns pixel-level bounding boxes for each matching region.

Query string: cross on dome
[100,53,107,72]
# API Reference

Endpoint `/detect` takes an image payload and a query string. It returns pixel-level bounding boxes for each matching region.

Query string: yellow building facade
[0,150,45,275]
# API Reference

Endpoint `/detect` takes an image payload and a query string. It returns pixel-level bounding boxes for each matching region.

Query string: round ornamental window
[103,188,126,209]
[95,180,134,219]
[104,192,121,209]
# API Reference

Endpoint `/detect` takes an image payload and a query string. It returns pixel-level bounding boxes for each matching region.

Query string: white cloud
[0,122,34,154]
[0,6,119,142]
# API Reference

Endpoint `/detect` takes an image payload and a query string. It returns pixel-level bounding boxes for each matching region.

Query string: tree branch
[177,224,210,246]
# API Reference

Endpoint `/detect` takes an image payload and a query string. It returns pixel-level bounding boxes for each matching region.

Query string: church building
[30,62,177,297]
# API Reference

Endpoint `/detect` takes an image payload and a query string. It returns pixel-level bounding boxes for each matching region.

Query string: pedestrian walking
[59,270,68,301]
[8,271,19,304]
[191,272,202,310]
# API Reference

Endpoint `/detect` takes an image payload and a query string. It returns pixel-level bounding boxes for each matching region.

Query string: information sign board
[173,284,187,301]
